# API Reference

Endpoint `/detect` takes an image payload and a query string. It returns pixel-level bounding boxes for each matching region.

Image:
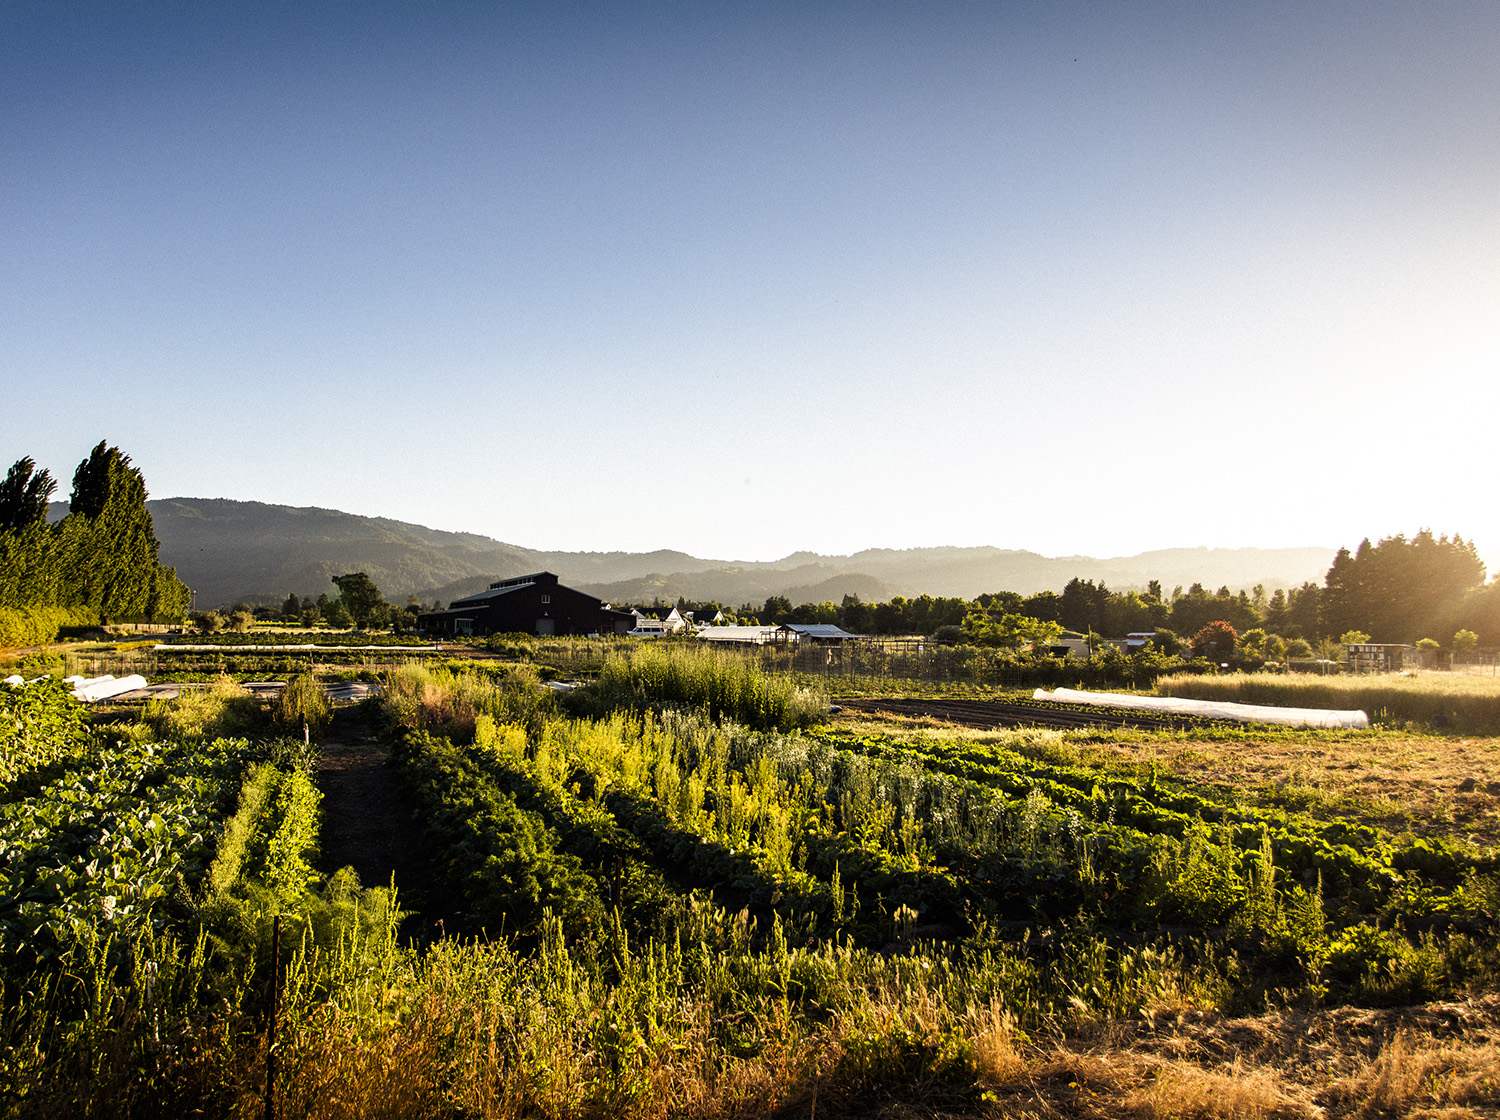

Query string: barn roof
[448,571,557,607]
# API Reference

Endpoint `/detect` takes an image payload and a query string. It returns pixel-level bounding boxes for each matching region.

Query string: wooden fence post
[266,913,280,1120]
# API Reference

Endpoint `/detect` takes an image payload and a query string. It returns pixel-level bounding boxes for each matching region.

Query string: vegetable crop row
[0,736,242,984]
[810,728,1498,915]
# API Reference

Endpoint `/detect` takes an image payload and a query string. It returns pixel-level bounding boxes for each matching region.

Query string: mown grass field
[5,645,1500,1118]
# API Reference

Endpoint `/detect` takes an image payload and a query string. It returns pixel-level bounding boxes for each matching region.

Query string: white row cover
[64,674,150,702]
[1032,686,1370,729]
[154,643,439,652]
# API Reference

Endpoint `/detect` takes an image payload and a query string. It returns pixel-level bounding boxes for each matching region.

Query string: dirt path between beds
[314,707,469,940]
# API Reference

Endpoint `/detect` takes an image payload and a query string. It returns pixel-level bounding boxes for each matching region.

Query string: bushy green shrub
[380,661,555,741]
[585,644,826,732]
[136,674,263,741]
[1323,923,1445,1005]
[0,604,97,649]
[270,673,332,739]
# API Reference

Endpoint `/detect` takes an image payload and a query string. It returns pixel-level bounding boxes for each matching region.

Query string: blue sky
[4,2,1497,565]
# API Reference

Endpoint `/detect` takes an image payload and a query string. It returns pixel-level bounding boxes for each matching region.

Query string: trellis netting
[1032,687,1370,729]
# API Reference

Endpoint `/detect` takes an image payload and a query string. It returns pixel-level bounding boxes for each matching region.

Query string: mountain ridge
[143,497,1339,609]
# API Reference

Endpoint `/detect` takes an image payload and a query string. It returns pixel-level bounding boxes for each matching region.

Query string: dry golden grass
[969,999,1027,1085]
[29,966,1498,1120]
[1107,733,1500,844]
[1324,1030,1500,1120]
[1123,1058,1313,1120]
[971,1049,1312,1120]
[255,964,971,1120]
[1157,671,1500,733]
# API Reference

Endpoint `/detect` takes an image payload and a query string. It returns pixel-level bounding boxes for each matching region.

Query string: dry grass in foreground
[76,993,1500,1120]
[973,996,1500,1120]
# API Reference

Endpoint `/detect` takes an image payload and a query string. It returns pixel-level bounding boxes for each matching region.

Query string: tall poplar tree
[0,458,63,610]
[0,458,55,530]
[64,442,162,621]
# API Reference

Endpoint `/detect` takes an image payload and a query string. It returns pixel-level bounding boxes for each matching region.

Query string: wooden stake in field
[266,913,280,1120]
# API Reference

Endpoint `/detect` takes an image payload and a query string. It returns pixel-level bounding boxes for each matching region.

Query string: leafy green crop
[396,731,606,939]
[0,675,91,782]
[0,736,241,983]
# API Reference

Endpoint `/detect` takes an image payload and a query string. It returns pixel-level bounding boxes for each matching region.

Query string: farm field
[4,645,1500,1118]
[836,706,1500,848]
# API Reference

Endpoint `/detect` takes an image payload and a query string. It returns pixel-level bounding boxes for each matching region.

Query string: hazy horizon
[6,3,1496,563]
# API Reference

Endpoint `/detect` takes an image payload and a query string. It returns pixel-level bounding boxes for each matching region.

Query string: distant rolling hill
[148,499,538,608]
[146,497,1337,610]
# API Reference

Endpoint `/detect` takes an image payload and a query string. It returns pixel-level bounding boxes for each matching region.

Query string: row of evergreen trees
[0,443,190,646]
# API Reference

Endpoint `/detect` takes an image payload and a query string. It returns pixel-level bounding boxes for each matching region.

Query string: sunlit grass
[1157,671,1500,732]
[588,643,828,731]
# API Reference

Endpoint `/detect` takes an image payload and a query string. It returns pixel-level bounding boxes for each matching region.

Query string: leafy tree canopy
[331,572,384,628]
[1191,620,1239,660]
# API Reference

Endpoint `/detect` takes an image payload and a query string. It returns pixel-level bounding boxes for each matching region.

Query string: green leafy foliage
[396,731,605,939]
[330,571,387,629]
[0,442,188,630]
[1323,532,1485,644]
[0,675,91,781]
[0,736,241,982]
[0,603,98,648]
[0,458,55,531]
